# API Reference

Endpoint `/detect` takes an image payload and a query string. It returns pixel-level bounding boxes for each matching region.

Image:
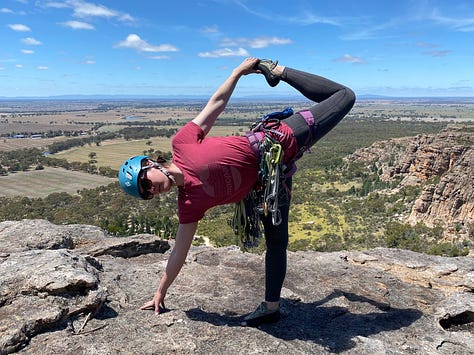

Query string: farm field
[53,137,173,170]
[0,136,69,152]
[0,167,115,198]
[351,99,474,122]
[52,124,249,170]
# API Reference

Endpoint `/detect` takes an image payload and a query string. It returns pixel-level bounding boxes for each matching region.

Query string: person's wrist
[232,68,244,77]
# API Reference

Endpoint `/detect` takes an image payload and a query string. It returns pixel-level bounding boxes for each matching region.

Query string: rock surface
[348,127,474,237]
[1,219,473,354]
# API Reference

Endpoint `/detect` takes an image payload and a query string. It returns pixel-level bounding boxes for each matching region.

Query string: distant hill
[0,94,304,101]
[356,94,474,104]
[1,94,473,103]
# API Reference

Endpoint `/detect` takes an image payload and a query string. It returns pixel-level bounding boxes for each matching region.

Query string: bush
[288,238,312,251]
[428,243,469,257]
[384,221,423,252]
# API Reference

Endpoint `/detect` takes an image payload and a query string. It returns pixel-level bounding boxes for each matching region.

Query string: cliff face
[1,219,473,354]
[348,127,473,235]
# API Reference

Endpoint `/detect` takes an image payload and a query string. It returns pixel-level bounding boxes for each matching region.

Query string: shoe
[241,302,281,327]
[255,59,280,87]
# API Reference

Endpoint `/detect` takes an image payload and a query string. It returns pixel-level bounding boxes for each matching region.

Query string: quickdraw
[259,135,283,226]
[230,108,293,249]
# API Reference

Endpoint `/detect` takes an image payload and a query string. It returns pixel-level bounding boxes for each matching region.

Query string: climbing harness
[230,108,294,249]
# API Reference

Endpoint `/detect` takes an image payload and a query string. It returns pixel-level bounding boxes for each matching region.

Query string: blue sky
[1,0,473,98]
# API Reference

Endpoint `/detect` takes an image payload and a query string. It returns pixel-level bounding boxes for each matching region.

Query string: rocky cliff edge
[1,219,473,354]
[348,126,473,241]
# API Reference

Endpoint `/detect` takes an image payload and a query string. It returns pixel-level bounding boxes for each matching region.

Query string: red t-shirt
[172,121,298,224]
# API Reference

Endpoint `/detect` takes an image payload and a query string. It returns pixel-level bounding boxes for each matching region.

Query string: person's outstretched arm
[140,222,198,314]
[192,57,259,135]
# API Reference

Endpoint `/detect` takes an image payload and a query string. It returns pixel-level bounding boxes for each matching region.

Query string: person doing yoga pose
[118,57,355,327]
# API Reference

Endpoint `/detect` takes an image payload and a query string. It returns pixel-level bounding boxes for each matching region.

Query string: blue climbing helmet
[118,155,148,199]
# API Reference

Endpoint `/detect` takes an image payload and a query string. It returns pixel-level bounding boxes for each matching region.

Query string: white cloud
[43,2,70,9]
[80,56,95,65]
[198,47,249,58]
[37,66,49,70]
[340,16,403,41]
[21,49,34,54]
[61,20,95,30]
[8,23,31,32]
[21,37,42,45]
[429,8,474,32]
[116,34,178,53]
[1,8,14,13]
[147,55,171,60]
[15,64,23,68]
[334,54,367,64]
[71,0,118,18]
[118,13,134,22]
[422,50,452,57]
[220,36,292,49]
[416,42,438,48]
[232,1,340,26]
[201,25,219,33]
[291,12,341,26]
[44,0,135,23]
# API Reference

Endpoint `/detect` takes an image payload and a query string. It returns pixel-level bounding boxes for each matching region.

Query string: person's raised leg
[259,60,355,150]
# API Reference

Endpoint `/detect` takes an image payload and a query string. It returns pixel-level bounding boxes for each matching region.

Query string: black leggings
[262,67,355,302]
[283,67,356,151]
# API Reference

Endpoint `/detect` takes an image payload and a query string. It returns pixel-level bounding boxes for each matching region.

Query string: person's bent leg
[281,67,356,150]
[281,67,353,104]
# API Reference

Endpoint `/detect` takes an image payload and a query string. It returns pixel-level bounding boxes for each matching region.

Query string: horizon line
[1,94,474,101]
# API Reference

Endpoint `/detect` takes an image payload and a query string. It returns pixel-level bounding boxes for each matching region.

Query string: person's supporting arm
[140,222,198,314]
[192,57,259,135]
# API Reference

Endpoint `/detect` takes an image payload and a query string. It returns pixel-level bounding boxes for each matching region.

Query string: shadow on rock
[94,303,119,320]
[186,290,423,353]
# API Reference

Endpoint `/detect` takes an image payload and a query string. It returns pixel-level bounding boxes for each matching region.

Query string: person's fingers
[140,300,154,310]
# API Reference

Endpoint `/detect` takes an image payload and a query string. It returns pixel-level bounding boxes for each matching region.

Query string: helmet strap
[148,161,176,185]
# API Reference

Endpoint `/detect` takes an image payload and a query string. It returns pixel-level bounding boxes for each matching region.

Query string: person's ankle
[272,65,285,77]
[265,300,280,311]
